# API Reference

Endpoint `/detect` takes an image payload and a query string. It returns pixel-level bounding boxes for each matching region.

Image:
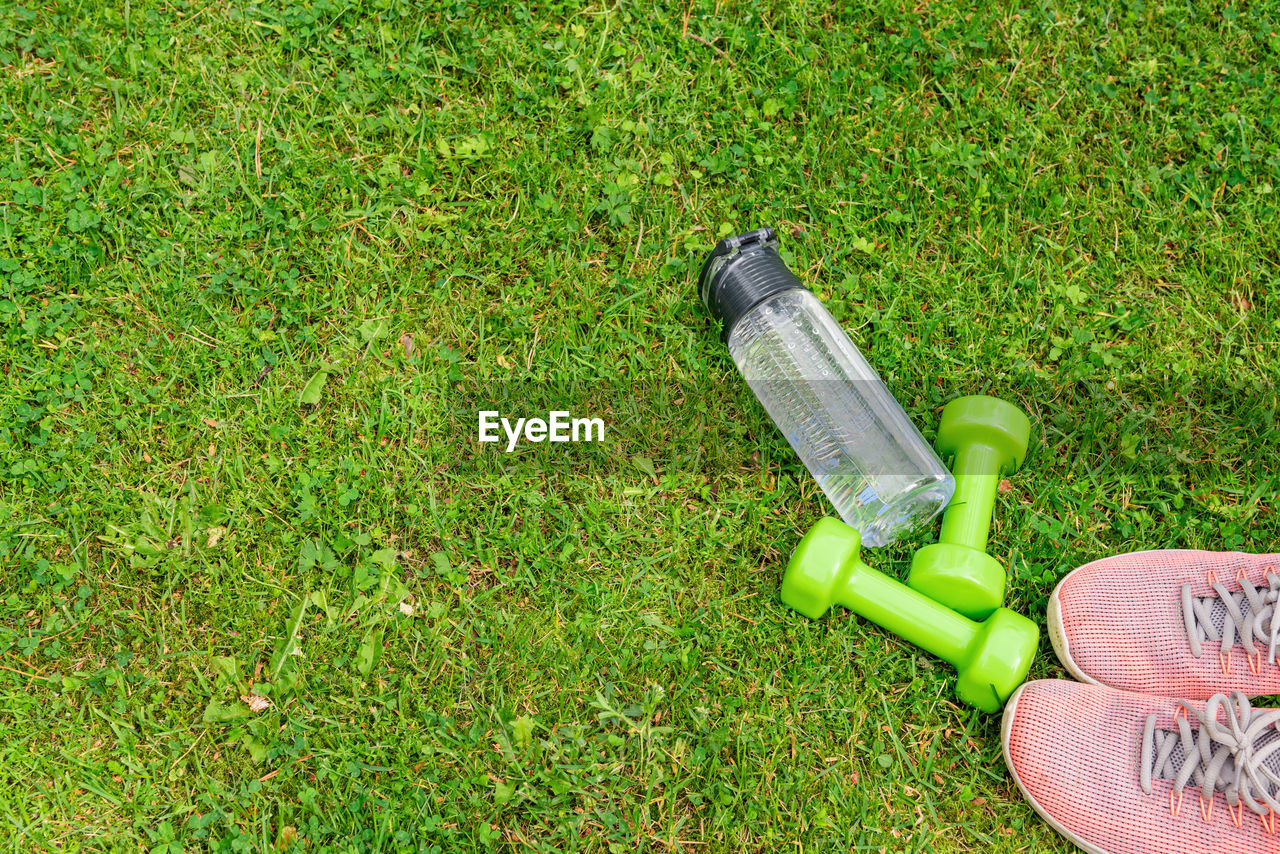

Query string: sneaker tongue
[1205,596,1235,638]
[1189,575,1280,650]
[1153,726,1280,799]
[1197,591,1253,638]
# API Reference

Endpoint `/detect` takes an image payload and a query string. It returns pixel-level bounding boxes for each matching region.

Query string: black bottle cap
[698,227,806,341]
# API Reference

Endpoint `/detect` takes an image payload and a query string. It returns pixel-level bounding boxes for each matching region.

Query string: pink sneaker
[1049,549,1280,700]
[1003,679,1280,854]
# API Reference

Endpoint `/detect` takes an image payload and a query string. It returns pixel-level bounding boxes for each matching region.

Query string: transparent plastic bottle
[699,228,954,547]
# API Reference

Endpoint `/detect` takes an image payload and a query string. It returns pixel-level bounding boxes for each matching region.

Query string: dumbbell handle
[836,557,979,667]
[938,442,1005,553]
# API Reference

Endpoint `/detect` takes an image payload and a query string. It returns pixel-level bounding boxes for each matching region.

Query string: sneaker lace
[1141,691,1280,821]
[1181,572,1280,667]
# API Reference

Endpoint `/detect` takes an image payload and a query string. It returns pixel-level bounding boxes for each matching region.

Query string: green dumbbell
[782,517,1038,713]
[907,395,1032,619]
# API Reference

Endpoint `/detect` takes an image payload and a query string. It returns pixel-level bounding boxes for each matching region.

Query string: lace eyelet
[1228,801,1244,828]
[1200,797,1214,824]
[1170,789,1184,818]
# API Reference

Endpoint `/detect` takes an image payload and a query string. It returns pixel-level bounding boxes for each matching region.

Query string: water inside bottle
[729,290,952,546]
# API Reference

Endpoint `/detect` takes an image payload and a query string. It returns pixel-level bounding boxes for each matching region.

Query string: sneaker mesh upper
[1004,680,1280,854]
[1052,549,1280,699]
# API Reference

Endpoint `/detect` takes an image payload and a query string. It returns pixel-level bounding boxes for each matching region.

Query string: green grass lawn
[2,1,1278,851]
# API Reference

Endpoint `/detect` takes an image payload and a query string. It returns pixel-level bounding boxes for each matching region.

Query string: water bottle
[699,228,954,547]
